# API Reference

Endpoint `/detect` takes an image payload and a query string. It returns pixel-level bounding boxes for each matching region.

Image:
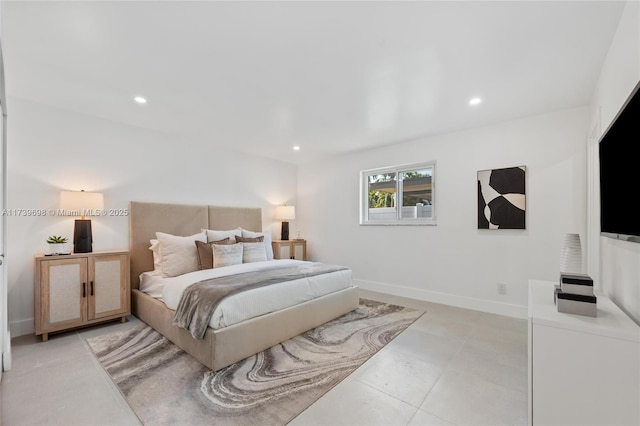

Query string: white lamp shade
[560,233,583,274]
[276,205,296,221]
[60,191,104,216]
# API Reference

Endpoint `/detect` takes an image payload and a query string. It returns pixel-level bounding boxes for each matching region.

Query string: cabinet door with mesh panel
[39,258,88,333]
[292,241,306,260]
[88,254,129,320]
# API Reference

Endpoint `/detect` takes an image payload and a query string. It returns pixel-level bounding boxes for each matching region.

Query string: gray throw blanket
[173,263,350,339]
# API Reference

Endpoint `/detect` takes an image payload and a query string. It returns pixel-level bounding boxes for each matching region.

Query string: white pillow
[241,229,274,260]
[149,239,161,272]
[213,244,243,268]
[156,231,207,277]
[203,228,242,243]
[241,242,267,263]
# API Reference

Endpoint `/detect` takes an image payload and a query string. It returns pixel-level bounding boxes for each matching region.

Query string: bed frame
[129,201,359,371]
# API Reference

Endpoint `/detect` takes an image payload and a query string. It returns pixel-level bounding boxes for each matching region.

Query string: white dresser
[528,280,640,425]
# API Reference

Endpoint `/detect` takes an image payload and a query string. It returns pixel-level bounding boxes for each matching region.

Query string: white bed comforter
[139,259,353,330]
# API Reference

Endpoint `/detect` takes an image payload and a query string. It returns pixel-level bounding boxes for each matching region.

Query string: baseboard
[353,278,527,319]
[9,318,34,338]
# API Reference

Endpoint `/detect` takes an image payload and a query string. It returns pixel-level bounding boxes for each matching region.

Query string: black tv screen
[599,79,640,243]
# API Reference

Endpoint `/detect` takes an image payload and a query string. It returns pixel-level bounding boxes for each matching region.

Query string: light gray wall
[590,1,640,324]
[7,98,298,336]
[298,107,589,317]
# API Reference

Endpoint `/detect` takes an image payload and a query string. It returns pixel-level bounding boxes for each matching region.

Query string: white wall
[590,1,640,324]
[298,107,589,318]
[7,98,298,336]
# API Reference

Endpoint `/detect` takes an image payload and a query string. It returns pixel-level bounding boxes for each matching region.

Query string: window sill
[359,220,437,226]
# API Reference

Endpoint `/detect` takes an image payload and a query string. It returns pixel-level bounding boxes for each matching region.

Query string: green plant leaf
[47,235,68,243]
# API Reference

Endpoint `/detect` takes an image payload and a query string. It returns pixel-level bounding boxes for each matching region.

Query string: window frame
[360,161,436,226]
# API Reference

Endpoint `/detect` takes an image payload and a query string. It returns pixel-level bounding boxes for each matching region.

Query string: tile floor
[0,290,528,425]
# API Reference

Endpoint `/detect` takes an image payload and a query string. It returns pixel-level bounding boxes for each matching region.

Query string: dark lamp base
[73,219,93,253]
[281,221,290,241]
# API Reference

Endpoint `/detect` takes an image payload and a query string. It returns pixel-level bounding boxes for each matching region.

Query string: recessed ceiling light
[293,146,301,151]
[134,96,147,104]
[469,97,482,106]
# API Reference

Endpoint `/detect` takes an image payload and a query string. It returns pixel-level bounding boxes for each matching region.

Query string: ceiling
[1,1,626,165]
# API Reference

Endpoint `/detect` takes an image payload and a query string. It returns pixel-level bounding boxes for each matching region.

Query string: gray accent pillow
[242,242,268,263]
[213,243,243,268]
[240,229,274,260]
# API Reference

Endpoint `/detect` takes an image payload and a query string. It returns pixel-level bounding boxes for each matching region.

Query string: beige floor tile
[475,311,527,332]
[8,332,88,376]
[420,369,528,426]
[385,328,463,368]
[448,336,527,393]
[408,409,455,425]
[351,347,445,407]
[472,312,528,345]
[463,329,528,370]
[422,303,484,326]
[289,377,418,426]
[1,348,140,425]
[408,314,475,342]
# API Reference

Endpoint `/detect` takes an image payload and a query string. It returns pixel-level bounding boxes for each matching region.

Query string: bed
[129,201,360,371]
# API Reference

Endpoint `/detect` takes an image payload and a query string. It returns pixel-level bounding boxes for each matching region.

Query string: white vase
[560,233,582,274]
[48,243,65,255]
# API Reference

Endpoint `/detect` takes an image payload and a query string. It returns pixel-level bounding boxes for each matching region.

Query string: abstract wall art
[477,166,526,229]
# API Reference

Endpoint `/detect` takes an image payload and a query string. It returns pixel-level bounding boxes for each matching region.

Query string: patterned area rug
[86,299,424,426]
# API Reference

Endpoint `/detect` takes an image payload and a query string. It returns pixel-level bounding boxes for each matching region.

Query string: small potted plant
[46,235,68,255]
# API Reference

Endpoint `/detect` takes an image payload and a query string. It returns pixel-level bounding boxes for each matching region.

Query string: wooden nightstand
[272,239,307,261]
[34,250,131,341]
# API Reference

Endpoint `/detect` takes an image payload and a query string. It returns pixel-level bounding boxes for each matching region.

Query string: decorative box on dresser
[272,239,306,261]
[528,280,640,426]
[34,250,130,342]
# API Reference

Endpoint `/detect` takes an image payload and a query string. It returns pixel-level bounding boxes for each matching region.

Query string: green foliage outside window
[367,170,431,208]
[368,173,395,208]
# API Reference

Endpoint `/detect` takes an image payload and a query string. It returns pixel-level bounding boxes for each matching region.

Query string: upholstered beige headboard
[129,201,262,289]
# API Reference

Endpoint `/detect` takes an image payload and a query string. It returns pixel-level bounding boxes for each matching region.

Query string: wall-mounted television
[599,79,640,243]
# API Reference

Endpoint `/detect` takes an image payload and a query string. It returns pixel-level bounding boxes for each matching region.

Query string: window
[360,161,436,225]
